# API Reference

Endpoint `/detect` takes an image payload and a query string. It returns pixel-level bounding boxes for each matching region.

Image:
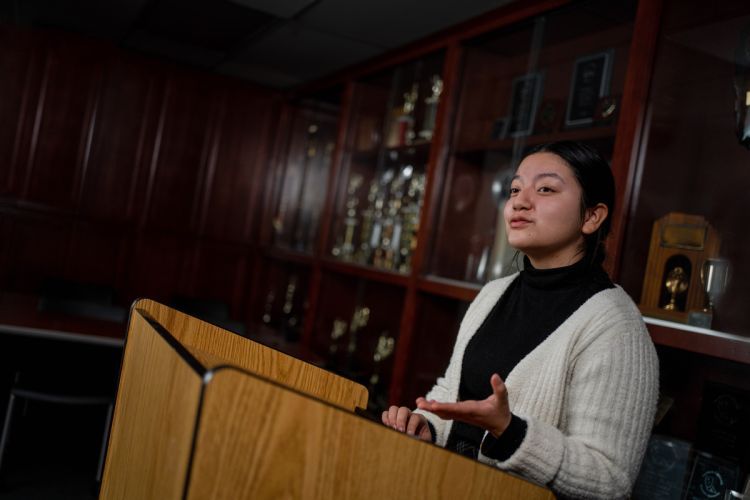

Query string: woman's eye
[537,186,555,193]
[509,187,520,195]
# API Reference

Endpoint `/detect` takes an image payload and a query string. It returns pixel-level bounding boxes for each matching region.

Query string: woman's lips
[509,219,532,229]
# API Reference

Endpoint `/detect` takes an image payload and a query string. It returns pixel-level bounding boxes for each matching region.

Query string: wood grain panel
[199,85,276,243]
[2,214,72,292]
[100,309,202,500]
[143,73,215,233]
[23,36,102,209]
[0,26,42,196]
[79,54,161,222]
[188,368,554,500]
[136,299,368,411]
[127,234,191,303]
[186,240,248,315]
[64,222,130,290]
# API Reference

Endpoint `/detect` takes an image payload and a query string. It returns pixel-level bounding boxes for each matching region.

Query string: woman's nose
[512,188,531,209]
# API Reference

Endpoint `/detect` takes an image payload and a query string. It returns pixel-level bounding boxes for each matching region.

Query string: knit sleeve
[479,314,659,499]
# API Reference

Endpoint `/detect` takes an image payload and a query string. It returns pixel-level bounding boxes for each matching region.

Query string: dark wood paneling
[2,215,72,293]
[64,223,130,291]
[23,35,102,209]
[127,233,191,303]
[187,240,249,316]
[79,54,162,223]
[143,72,217,233]
[199,85,276,242]
[0,26,43,196]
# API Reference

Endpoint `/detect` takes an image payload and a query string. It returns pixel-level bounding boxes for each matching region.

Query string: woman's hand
[381,405,433,442]
[416,373,511,437]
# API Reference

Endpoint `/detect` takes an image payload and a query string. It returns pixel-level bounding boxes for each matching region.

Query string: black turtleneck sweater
[444,256,614,460]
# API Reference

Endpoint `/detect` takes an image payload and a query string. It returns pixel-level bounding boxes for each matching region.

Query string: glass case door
[427,0,637,284]
[271,99,340,254]
[328,53,445,275]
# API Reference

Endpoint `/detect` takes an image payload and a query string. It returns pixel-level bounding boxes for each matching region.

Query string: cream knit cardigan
[414,274,659,499]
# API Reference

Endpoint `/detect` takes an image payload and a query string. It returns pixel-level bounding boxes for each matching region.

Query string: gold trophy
[663,267,689,311]
[331,174,364,260]
[387,84,419,147]
[419,75,443,141]
[369,333,396,388]
[261,290,275,325]
[327,318,349,369]
[328,318,348,355]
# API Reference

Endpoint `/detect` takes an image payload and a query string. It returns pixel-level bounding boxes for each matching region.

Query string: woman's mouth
[509,218,532,229]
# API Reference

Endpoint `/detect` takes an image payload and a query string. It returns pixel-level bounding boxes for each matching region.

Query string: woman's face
[503,152,587,268]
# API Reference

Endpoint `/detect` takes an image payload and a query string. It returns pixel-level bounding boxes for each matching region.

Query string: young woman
[382,141,658,499]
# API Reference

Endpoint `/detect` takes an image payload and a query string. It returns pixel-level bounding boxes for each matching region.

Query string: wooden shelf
[261,246,315,266]
[320,258,409,287]
[417,275,482,302]
[351,141,432,163]
[455,125,616,157]
[644,316,750,365]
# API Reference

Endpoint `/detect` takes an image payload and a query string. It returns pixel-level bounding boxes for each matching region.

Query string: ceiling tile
[236,23,382,81]
[298,0,515,48]
[217,61,302,87]
[226,0,317,19]
[124,29,225,68]
[9,0,148,39]
[134,0,279,53]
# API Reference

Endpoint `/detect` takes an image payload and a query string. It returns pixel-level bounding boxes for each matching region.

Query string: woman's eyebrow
[511,172,566,183]
[534,172,566,183]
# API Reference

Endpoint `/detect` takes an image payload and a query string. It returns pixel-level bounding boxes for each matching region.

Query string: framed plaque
[565,50,614,127]
[506,72,544,137]
[695,382,750,461]
[632,435,692,500]
[684,452,739,500]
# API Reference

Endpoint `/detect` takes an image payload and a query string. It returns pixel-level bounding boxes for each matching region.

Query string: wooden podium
[100,299,554,499]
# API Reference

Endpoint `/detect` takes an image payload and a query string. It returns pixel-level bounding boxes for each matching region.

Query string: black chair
[0,372,114,483]
[0,279,124,485]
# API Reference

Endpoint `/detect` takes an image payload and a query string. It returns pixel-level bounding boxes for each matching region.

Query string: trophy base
[687,310,713,329]
[639,305,689,324]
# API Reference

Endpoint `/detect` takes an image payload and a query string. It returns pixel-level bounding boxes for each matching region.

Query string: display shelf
[644,316,750,365]
[417,275,482,302]
[261,245,315,266]
[320,257,409,287]
[455,125,617,157]
[351,141,432,163]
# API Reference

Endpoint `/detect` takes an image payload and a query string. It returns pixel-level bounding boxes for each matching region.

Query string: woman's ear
[582,203,608,235]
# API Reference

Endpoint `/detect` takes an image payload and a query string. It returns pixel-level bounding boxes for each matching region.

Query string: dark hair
[527,141,616,267]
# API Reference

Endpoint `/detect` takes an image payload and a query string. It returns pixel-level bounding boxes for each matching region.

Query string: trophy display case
[270,98,340,254]
[618,0,750,338]
[426,0,636,284]
[310,271,405,413]
[327,53,444,275]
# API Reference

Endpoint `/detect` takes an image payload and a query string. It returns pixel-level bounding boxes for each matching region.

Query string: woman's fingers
[396,406,411,432]
[384,405,400,427]
[405,413,423,436]
[490,373,507,399]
